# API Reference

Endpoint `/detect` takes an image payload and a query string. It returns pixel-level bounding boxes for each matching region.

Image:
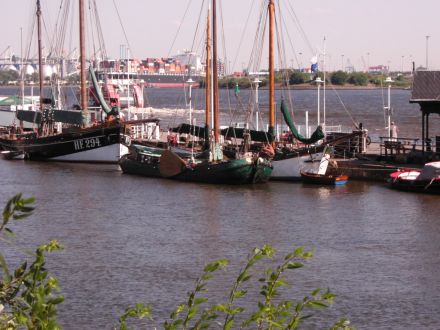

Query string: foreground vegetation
[0,194,354,329]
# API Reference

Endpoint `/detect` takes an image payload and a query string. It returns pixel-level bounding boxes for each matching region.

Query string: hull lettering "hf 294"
[73,137,102,151]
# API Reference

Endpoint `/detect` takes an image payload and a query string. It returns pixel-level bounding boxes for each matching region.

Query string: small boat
[389,161,440,194]
[1,150,25,160]
[300,150,348,185]
[300,171,348,185]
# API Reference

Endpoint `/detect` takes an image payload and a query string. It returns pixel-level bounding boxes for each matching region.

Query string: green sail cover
[89,66,113,115]
[280,99,324,144]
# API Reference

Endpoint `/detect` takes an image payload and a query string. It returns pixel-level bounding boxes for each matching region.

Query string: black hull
[300,171,348,185]
[0,123,127,163]
[389,179,440,194]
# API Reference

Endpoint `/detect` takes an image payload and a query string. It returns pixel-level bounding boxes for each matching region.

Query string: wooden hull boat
[300,170,348,185]
[119,146,273,184]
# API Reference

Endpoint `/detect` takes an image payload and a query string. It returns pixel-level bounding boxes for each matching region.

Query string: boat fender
[259,143,275,159]
[167,134,178,146]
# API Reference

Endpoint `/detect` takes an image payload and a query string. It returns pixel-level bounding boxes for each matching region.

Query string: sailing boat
[263,0,325,181]
[119,0,272,184]
[0,0,133,163]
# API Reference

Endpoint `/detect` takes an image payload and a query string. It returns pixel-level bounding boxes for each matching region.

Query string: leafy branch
[0,194,63,330]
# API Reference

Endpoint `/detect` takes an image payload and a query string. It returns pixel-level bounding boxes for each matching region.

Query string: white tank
[43,65,53,78]
[5,64,18,72]
[25,65,35,75]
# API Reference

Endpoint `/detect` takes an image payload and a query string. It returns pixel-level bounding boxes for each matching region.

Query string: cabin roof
[410,71,440,103]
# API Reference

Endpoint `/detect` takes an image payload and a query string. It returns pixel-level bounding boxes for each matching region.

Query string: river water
[1,88,440,329]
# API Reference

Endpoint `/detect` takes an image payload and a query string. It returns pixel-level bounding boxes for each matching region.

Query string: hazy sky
[1,0,439,72]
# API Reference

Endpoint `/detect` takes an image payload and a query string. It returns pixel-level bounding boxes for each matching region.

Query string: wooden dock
[327,141,427,182]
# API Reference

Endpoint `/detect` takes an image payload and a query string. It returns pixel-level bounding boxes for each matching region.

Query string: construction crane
[361,56,367,73]
[0,46,12,62]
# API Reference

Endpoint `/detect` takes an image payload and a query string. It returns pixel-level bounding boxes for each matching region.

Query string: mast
[323,36,326,132]
[212,0,219,143]
[268,0,275,136]
[79,0,88,116]
[36,0,43,112]
[20,27,24,111]
[205,6,211,142]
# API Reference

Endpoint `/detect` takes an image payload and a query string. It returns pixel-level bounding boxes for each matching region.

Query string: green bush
[330,71,348,85]
[0,70,19,85]
[289,71,308,85]
[347,72,368,86]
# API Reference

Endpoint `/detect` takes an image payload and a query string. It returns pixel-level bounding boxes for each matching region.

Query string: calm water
[1,88,440,329]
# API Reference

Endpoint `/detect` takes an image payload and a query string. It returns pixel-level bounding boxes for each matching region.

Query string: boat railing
[325,125,343,133]
[128,120,161,141]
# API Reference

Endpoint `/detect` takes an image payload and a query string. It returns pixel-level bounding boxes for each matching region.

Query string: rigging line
[91,0,107,59]
[181,0,205,110]
[87,1,98,62]
[166,0,193,58]
[328,84,359,128]
[251,0,267,72]
[231,0,258,73]
[274,10,293,133]
[284,0,315,55]
[248,1,266,74]
[112,0,133,55]
[218,1,245,130]
[218,0,233,119]
[49,0,61,57]
[58,1,70,58]
[278,0,301,70]
[275,3,295,114]
[25,3,37,62]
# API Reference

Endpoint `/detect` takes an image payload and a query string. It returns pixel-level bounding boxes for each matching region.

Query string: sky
[1,0,439,72]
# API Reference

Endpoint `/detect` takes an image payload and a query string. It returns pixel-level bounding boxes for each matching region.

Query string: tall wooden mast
[268,0,275,136]
[212,0,220,143]
[79,0,88,116]
[205,6,211,141]
[36,0,43,112]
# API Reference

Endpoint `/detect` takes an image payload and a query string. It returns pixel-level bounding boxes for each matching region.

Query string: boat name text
[73,137,102,151]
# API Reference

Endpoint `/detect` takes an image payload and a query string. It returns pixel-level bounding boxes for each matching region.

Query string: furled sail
[280,99,324,144]
[171,123,208,139]
[16,108,84,125]
[89,66,114,115]
[171,123,274,143]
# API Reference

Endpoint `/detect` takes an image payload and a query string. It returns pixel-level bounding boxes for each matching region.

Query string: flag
[235,83,240,96]
[310,55,318,73]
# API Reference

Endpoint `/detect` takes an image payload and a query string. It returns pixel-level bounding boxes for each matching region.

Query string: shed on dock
[410,71,440,154]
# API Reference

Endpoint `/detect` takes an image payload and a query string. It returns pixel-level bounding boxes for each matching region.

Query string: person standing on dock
[390,122,398,141]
